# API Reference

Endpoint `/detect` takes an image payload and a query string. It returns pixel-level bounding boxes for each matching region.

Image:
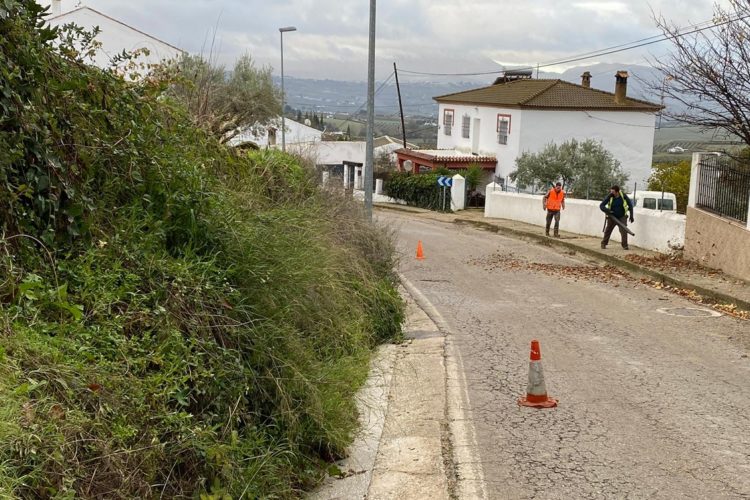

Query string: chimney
[51,0,62,16]
[581,71,592,88]
[614,70,628,104]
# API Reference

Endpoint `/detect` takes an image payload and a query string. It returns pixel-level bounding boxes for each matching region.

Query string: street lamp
[279,26,297,152]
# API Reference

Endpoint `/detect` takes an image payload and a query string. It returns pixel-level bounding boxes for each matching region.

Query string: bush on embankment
[385,172,452,211]
[0,2,403,497]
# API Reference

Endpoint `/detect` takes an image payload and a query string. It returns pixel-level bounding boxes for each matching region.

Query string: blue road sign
[437,176,453,187]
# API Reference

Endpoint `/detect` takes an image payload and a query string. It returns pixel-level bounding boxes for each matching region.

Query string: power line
[332,72,395,129]
[399,13,750,77]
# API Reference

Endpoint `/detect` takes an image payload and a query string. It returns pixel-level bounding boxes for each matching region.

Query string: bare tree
[648,0,750,146]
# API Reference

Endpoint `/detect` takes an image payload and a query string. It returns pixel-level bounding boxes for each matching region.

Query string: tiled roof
[434,79,662,111]
[395,148,497,163]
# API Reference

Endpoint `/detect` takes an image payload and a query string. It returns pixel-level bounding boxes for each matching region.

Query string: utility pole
[279,26,297,152]
[364,0,376,221]
[393,62,407,148]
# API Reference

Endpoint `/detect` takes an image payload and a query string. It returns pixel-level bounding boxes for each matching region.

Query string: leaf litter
[471,252,749,320]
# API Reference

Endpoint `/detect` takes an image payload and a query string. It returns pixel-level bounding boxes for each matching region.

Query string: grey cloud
[45,0,730,81]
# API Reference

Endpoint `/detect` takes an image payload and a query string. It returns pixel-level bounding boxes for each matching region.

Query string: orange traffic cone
[416,240,425,260]
[518,340,557,408]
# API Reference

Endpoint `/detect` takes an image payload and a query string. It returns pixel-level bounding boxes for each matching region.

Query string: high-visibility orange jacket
[545,189,565,211]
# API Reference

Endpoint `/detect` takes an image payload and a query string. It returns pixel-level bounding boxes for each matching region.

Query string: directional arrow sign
[437,176,453,187]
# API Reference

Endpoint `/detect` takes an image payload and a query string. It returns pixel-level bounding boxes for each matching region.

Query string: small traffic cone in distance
[518,340,558,408]
[416,240,425,260]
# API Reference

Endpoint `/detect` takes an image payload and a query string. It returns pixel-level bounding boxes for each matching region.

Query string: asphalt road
[380,210,750,500]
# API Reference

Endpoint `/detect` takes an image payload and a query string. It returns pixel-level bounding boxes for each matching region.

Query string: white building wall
[484,187,685,253]
[437,103,522,181]
[46,7,183,72]
[437,103,656,190]
[519,109,657,190]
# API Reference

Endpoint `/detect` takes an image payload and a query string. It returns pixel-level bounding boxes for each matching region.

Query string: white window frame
[443,109,454,136]
[461,115,471,138]
[497,114,511,145]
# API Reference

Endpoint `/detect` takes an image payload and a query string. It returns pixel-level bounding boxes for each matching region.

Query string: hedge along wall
[385,173,453,212]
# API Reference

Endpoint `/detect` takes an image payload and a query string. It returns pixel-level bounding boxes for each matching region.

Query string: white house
[44,0,184,73]
[228,118,324,149]
[433,71,662,189]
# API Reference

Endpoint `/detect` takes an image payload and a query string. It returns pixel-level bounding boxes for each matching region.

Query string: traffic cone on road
[416,240,425,260]
[518,340,557,408]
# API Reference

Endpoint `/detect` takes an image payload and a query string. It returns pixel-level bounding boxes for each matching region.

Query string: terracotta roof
[395,148,497,163]
[434,79,662,111]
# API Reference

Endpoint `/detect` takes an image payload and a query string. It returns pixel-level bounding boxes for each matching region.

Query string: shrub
[648,160,691,213]
[510,139,628,197]
[385,172,452,211]
[0,3,403,498]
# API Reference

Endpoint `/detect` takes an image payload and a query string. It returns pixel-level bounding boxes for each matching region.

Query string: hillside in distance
[278,63,669,118]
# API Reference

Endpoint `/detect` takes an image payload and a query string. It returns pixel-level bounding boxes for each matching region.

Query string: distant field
[652,125,743,163]
[324,115,437,145]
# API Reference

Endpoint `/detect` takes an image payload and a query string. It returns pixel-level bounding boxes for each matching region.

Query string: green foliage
[510,139,628,198]
[0,3,403,498]
[164,53,281,143]
[648,160,691,213]
[458,163,484,192]
[385,173,453,211]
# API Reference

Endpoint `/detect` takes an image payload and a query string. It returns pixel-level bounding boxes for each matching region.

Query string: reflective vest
[546,189,565,211]
[606,194,630,215]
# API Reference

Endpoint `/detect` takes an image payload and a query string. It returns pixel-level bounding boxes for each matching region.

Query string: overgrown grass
[0,2,403,497]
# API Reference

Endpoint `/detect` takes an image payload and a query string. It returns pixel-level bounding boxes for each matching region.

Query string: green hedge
[385,172,453,211]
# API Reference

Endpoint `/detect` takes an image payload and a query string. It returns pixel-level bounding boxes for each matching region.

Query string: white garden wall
[484,184,685,253]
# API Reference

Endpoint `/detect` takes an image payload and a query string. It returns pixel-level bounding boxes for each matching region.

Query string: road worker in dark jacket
[599,185,634,250]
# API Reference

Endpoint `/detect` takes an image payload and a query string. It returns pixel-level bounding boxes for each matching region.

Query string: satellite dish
[304,119,312,126]
[403,160,413,172]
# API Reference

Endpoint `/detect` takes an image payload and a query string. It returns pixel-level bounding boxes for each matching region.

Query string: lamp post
[279,26,297,152]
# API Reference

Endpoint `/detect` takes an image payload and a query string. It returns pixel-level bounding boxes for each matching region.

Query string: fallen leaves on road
[469,252,631,283]
[625,253,720,277]
[639,278,750,320]
[469,252,749,320]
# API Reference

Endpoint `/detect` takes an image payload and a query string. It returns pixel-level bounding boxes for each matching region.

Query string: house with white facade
[44,0,184,73]
[228,118,324,149]
[424,71,662,189]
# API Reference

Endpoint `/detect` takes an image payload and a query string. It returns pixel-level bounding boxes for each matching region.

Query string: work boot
[554,232,560,238]
[601,243,606,249]
[622,245,629,250]
[545,231,550,237]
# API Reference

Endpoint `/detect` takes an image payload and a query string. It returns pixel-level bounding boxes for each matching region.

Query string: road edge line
[399,273,488,500]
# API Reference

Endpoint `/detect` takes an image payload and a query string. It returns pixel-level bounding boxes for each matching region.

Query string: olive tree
[167,54,280,143]
[510,139,628,198]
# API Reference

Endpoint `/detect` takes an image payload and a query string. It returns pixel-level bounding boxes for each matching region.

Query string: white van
[631,191,677,212]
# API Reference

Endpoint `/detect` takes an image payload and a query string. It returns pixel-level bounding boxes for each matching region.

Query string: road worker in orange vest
[542,182,566,237]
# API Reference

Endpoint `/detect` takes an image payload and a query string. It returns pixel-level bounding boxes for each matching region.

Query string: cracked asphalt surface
[381,210,750,500]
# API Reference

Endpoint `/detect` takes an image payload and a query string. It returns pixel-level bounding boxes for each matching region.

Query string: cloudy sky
[44,0,730,81]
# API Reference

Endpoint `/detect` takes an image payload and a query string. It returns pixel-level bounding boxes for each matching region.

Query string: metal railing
[696,155,750,223]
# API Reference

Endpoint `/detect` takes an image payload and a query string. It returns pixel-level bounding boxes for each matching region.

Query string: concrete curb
[374,204,750,313]
[399,273,488,500]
